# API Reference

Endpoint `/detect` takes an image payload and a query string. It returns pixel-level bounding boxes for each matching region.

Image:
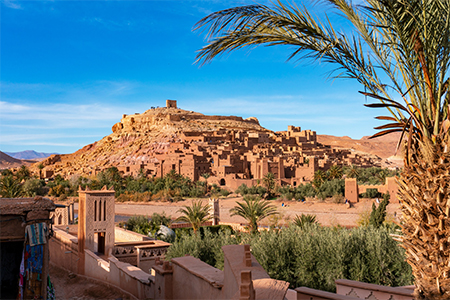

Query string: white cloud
[2,0,22,9]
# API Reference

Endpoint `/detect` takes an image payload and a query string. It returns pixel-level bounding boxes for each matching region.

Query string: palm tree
[0,175,23,198]
[201,173,210,193]
[37,163,44,180]
[16,165,31,182]
[328,165,343,180]
[262,172,276,198]
[194,1,450,298]
[312,170,326,190]
[346,165,359,179]
[176,200,212,233]
[230,195,278,233]
[292,214,319,229]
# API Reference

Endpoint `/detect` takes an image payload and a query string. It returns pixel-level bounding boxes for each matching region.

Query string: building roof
[0,197,56,215]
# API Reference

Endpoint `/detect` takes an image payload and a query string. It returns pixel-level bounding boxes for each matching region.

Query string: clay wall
[335,279,413,300]
[115,227,151,242]
[49,227,155,299]
[347,177,398,202]
[170,257,224,299]
[48,228,80,274]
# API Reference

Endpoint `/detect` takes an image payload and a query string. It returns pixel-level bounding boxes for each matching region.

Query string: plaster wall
[171,257,223,300]
[115,227,151,242]
[84,249,110,283]
[109,256,155,299]
[335,279,413,300]
[48,228,79,274]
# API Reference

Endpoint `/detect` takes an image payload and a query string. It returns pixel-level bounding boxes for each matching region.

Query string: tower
[209,198,220,226]
[77,186,115,274]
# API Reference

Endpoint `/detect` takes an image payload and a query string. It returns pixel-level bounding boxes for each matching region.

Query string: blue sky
[1,0,381,154]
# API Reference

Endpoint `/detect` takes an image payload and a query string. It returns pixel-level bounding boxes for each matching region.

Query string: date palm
[262,172,276,198]
[328,165,343,180]
[176,200,212,233]
[195,1,450,298]
[0,175,23,198]
[230,195,278,233]
[292,214,319,229]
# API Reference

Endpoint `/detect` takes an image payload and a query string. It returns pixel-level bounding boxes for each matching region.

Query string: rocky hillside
[33,105,402,177]
[35,106,270,176]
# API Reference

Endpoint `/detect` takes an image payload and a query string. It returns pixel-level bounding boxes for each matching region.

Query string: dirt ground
[72,195,401,228]
[49,264,133,300]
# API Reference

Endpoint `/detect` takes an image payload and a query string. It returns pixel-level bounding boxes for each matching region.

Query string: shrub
[23,178,44,197]
[166,228,239,270]
[167,226,412,291]
[369,194,390,228]
[125,215,152,235]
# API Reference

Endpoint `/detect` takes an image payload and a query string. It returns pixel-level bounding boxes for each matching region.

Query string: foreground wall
[49,227,155,299]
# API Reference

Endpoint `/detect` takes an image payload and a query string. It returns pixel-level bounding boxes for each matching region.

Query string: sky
[1,0,382,154]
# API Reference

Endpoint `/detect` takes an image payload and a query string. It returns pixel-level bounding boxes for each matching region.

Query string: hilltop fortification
[37,100,392,189]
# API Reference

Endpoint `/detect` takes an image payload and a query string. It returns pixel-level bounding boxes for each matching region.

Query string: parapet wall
[49,227,155,299]
[115,227,151,242]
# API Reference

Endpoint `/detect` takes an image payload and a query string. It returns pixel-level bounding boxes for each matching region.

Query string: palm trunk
[398,138,450,299]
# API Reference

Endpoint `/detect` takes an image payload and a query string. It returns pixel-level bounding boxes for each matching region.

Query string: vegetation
[369,194,390,229]
[292,214,319,229]
[166,226,412,292]
[194,2,450,296]
[176,200,212,233]
[121,212,172,237]
[0,175,23,198]
[230,195,278,233]
[262,172,276,198]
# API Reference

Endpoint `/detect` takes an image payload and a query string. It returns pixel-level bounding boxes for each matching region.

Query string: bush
[23,178,44,197]
[166,226,412,291]
[124,215,152,235]
[166,228,239,270]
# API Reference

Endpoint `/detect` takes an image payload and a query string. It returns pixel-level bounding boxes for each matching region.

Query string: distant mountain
[5,150,58,160]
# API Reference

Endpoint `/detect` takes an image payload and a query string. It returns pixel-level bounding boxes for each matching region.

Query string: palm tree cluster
[194,1,450,298]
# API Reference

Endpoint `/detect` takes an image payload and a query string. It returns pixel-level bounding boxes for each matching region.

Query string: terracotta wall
[115,227,151,242]
[49,227,155,299]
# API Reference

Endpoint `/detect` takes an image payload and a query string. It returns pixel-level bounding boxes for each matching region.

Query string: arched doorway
[220,178,226,186]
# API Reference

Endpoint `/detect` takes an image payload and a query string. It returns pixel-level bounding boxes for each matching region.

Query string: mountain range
[5,150,58,160]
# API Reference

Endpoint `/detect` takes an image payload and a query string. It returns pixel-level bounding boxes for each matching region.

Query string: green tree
[176,200,212,233]
[369,193,390,228]
[195,1,450,297]
[37,163,44,180]
[262,172,276,198]
[230,195,278,233]
[328,165,343,180]
[346,165,360,179]
[312,170,326,190]
[0,175,23,198]
[23,178,44,197]
[292,214,319,229]
[201,173,210,193]
[16,165,31,182]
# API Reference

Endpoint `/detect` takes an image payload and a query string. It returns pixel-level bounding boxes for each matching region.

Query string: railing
[113,241,170,267]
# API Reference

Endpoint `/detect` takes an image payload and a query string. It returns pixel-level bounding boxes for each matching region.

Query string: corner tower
[77,186,115,273]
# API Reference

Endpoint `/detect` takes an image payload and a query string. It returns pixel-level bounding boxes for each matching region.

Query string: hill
[33,100,402,186]
[5,150,58,160]
[0,151,35,169]
[317,132,403,168]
